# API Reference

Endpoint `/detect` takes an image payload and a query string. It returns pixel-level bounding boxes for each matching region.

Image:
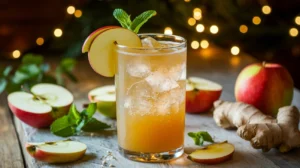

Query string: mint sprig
[50,103,110,137]
[188,131,214,146]
[113,9,156,33]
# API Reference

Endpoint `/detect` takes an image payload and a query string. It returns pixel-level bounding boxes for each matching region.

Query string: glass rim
[116,33,187,50]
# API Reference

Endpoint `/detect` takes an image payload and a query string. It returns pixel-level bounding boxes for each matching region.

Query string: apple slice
[8,83,73,128]
[82,26,119,53]
[188,142,235,164]
[186,77,222,113]
[85,27,142,77]
[88,85,116,119]
[26,139,87,163]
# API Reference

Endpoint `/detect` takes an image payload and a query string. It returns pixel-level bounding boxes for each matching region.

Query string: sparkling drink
[116,34,187,162]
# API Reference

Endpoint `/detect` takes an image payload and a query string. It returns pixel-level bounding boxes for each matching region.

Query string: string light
[295,16,300,25]
[200,40,209,49]
[252,16,261,25]
[74,10,82,18]
[67,6,75,15]
[239,25,248,33]
[196,24,205,32]
[54,28,63,37]
[262,5,271,15]
[36,37,44,46]
[210,25,219,34]
[188,18,196,26]
[289,28,298,37]
[12,50,21,58]
[164,27,173,35]
[231,46,240,55]
[193,8,202,20]
[191,41,199,49]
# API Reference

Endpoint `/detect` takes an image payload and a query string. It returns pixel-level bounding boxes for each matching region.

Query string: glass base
[118,146,184,163]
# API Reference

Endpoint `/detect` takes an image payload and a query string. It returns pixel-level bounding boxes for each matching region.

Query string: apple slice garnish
[82,26,119,53]
[88,85,116,119]
[83,27,142,77]
[188,142,235,164]
[186,77,222,113]
[26,139,87,163]
[8,83,73,128]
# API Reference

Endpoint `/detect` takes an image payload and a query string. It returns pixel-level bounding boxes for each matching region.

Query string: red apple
[235,62,293,116]
[82,27,142,77]
[8,83,73,128]
[26,139,86,163]
[188,142,235,164]
[81,26,119,53]
[186,77,222,113]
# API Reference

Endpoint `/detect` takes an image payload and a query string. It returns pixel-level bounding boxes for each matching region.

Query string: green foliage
[51,103,110,137]
[113,8,156,33]
[188,131,214,146]
[0,53,77,94]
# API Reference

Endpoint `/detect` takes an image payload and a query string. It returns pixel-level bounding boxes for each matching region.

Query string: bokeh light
[67,6,75,15]
[210,25,219,34]
[262,5,271,15]
[230,56,240,66]
[252,16,261,25]
[289,28,298,37]
[188,18,196,26]
[164,27,173,35]
[54,28,63,37]
[193,8,202,20]
[295,16,300,25]
[12,50,21,58]
[191,41,199,49]
[231,46,240,55]
[184,0,190,2]
[239,25,248,33]
[74,10,82,18]
[36,37,44,46]
[196,24,205,32]
[200,40,209,49]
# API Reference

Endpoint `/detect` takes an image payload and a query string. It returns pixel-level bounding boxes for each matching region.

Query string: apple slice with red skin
[26,140,87,163]
[188,142,235,164]
[8,83,73,128]
[82,26,119,53]
[84,27,142,77]
[186,77,222,113]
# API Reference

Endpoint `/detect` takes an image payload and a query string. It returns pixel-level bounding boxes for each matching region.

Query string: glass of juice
[115,34,187,162]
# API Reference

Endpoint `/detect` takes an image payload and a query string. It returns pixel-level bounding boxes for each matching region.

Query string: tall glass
[115,34,187,162]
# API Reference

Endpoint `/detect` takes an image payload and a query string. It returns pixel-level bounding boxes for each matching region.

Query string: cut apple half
[88,85,116,119]
[86,27,142,77]
[188,142,235,164]
[82,26,119,53]
[26,140,87,163]
[186,77,222,113]
[8,83,73,128]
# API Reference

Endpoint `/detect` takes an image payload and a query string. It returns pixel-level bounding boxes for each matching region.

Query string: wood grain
[10,46,300,167]
[0,94,24,168]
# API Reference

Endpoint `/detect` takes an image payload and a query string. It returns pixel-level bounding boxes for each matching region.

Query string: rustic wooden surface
[1,46,300,168]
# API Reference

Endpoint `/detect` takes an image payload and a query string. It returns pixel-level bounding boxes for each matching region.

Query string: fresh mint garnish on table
[188,131,214,146]
[113,8,156,33]
[51,103,110,137]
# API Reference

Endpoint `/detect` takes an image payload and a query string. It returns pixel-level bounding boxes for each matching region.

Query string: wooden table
[1,46,300,168]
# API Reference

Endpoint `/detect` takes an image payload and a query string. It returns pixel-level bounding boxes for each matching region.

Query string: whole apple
[235,62,293,116]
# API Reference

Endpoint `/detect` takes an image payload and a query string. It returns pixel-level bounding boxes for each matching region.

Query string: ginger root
[213,100,300,152]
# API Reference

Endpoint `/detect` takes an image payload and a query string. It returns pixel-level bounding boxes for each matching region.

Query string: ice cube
[168,63,186,81]
[127,62,150,78]
[145,71,179,93]
[141,37,161,48]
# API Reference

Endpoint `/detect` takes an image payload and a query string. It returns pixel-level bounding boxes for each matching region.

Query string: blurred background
[0,0,300,88]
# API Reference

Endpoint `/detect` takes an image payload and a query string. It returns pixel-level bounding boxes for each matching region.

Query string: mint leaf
[68,104,81,125]
[22,54,44,65]
[50,116,76,137]
[81,103,97,120]
[0,78,7,94]
[3,66,12,77]
[188,131,214,146]
[131,10,156,33]
[113,9,132,29]
[82,118,110,132]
